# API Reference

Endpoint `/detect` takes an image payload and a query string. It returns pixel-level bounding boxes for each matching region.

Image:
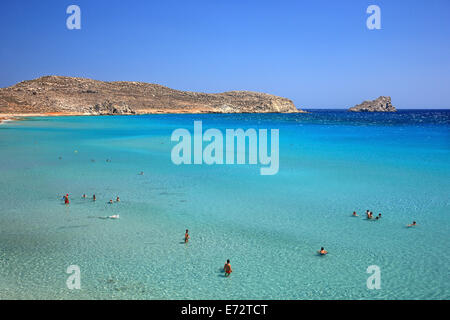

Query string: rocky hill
[349,96,397,112]
[0,76,301,115]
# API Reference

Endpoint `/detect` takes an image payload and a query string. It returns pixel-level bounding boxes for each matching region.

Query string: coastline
[0,112,88,124]
[0,115,17,124]
[0,108,306,124]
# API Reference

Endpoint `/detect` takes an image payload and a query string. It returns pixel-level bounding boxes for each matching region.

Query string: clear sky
[1,0,449,109]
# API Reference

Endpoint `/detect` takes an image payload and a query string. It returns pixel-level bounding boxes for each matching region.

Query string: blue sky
[1,0,449,108]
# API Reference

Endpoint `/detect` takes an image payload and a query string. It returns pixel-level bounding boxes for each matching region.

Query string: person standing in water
[93,194,96,201]
[184,229,190,243]
[116,196,120,202]
[64,194,69,205]
[224,259,232,277]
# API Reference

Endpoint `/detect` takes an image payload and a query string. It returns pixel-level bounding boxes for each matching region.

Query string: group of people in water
[109,197,120,204]
[183,229,327,277]
[63,193,120,219]
[182,208,419,276]
[64,193,120,205]
[352,210,382,220]
[352,210,417,227]
[61,195,418,278]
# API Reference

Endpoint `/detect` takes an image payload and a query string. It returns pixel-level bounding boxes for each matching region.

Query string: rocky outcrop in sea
[349,96,397,112]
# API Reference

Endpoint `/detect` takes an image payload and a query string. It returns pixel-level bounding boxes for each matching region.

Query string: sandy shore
[0,108,305,124]
[0,111,187,124]
[0,112,90,124]
[0,115,17,124]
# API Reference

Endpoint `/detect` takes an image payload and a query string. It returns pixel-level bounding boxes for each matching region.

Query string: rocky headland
[0,76,302,116]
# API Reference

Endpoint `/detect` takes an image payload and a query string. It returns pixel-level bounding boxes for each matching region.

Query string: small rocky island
[0,76,302,115]
[349,96,397,112]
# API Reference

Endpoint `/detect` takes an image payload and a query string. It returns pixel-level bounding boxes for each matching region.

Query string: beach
[0,108,261,124]
[0,113,85,124]
[0,111,449,299]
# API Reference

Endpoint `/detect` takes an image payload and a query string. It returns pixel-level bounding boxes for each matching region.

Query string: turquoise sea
[0,110,449,299]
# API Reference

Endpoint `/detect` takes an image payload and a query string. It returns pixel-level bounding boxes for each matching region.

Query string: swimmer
[407,221,417,227]
[109,199,113,204]
[319,247,328,255]
[184,229,190,243]
[108,214,119,219]
[93,194,96,201]
[139,171,144,175]
[224,259,232,277]
[82,194,86,199]
[368,212,373,219]
[116,196,120,202]
[352,211,358,217]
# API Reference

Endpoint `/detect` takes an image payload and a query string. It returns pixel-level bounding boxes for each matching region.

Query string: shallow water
[0,110,449,299]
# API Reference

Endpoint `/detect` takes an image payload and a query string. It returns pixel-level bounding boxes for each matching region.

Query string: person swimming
[184,229,190,243]
[108,214,119,219]
[139,171,144,175]
[368,211,373,219]
[352,211,358,217]
[407,221,417,227]
[109,199,113,204]
[224,259,232,277]
[82,194,86,199]
[319,247,328,255]
[116,196,120,202]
